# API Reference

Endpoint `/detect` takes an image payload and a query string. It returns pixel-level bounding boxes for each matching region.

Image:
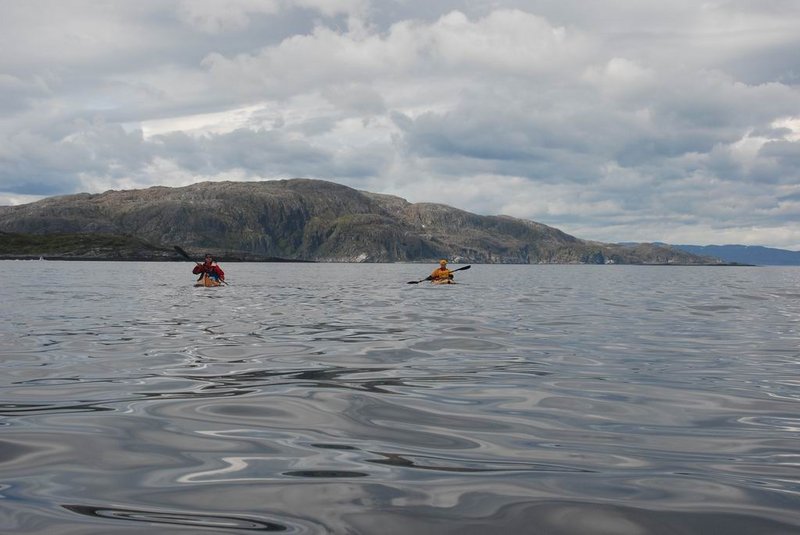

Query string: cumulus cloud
[0,1,799,248]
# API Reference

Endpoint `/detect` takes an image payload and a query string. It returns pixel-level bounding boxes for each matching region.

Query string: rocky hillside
[0,179,722,264]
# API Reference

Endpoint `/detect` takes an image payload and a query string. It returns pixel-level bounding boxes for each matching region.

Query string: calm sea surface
[1,261,799,534]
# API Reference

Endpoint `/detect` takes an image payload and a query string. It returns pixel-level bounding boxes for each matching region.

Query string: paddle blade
[174,245,193,261]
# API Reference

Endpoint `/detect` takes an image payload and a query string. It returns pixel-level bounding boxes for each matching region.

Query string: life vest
[430,267,452,281]
[193,262,225,281]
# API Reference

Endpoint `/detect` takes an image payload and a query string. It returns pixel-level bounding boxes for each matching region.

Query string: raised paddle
[174,245,196,263]
[407,265,471,284]
[174,246,228,285]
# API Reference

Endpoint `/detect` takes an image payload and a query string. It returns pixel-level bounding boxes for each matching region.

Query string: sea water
[1,261,799,534]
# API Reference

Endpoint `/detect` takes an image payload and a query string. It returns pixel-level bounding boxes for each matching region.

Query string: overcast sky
[1,0,799,248]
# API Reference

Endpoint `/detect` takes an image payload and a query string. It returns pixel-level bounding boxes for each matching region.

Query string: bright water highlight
[1,261,799,534]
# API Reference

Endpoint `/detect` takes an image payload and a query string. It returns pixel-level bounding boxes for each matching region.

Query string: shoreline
[0,255,754,266]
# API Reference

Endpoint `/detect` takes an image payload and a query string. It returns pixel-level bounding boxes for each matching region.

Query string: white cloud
[424,10,578,73]
[138,104,271,138]
[772,117,800,141]
[1,1,799,249]
[0,192,45,206]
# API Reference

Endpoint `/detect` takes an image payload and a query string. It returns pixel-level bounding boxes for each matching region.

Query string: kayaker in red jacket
[193,254,225,282]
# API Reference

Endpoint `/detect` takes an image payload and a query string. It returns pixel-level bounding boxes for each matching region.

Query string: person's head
[439,259,448,267]
[204,254,213,264]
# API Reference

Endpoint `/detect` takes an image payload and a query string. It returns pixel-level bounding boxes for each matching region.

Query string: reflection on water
[62,504,294,532]
[1,261,799,534]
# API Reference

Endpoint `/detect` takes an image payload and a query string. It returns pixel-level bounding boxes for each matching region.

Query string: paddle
[407,265,471,284]
[174,246,228,285]
[174,245,197,263]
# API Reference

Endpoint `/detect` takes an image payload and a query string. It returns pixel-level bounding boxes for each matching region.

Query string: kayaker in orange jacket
[430,259,453,282]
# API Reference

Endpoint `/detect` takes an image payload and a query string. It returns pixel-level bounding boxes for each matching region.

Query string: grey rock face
[0,179,721,264]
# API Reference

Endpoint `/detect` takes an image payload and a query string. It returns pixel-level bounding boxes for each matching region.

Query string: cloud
[1,1,799,249]
[176,0,282,34]
[175,0,368,34]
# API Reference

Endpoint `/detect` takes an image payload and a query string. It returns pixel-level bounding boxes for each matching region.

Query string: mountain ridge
[0,178,729,264]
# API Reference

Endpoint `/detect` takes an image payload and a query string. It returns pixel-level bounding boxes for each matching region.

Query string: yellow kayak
[407,266,469,285]
[194,274,222,287]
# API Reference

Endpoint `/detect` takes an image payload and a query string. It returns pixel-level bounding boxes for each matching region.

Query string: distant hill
[670,244,800,266]
[0,231,173,260]
[0,178,725,264]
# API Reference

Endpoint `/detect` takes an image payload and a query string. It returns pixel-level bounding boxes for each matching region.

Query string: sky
[1,0,799,249]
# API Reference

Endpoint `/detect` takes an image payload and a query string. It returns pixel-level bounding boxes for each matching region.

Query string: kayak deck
[194,274,222,287]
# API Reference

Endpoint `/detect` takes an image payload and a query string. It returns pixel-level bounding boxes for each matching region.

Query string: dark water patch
[733,293,770,301]
[282,470,369,478]
[62,504,291,531]
[411,337,506,352]
[687,304,743,312]
[0,401,115,416]
[310,443,360,450]
[365,450,596,474]
[0,439,50,466]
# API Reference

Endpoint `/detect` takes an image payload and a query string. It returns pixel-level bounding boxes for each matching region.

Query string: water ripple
[62,504,300,532]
